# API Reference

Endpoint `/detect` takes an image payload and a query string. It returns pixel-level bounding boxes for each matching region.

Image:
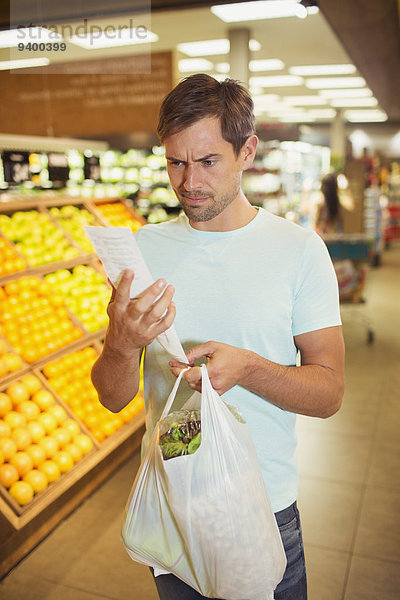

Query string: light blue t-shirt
[135,208,341,512]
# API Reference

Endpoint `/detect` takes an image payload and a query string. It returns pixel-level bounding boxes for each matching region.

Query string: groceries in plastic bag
[121,365,286,600]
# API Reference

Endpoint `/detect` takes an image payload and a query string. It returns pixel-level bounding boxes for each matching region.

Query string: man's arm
[91,269,176,413]
[169,326,344,418]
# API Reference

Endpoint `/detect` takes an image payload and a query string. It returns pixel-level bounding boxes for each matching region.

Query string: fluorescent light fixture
[211,1,307,23]
[250,75,303,87]
[177,39,229,56]
[179,58,213,72]
[330,97,378,107]
[249,39,261,51]
[249,59,284,72]
[290,64,356,76]
[216,62,230,73]
[0,58,50,70]
[250,86,264,95]
[319,88,372,98]
[69,28,158,49]
[306,6,319,15]
[283,95,328,105]
[308,108,337,118]
[280,116,316,122]
[306,77,366,89]
[178,38,260,56]
[0,27,62,48]
[345,109,388,122]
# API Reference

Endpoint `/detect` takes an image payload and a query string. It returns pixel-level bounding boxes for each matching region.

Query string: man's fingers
[186,342,215,364]
[149,301,176,338]
[131,279,168,314]
[145,285,175,321]
[113,270,134,305]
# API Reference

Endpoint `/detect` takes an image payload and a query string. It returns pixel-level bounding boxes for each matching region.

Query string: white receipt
[84,226,188,364]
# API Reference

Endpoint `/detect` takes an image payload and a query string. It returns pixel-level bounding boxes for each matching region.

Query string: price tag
[2,151,30,184]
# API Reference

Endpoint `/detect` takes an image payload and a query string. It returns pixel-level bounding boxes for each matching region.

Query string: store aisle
[1,246,399,600]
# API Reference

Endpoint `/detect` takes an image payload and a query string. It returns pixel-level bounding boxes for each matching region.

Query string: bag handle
[159,366,191,421]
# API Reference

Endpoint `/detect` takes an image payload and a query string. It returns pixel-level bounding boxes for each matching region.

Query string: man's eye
[203,160,215,167]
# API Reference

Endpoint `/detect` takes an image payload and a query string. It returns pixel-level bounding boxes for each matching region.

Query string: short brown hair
[157,73,255,156]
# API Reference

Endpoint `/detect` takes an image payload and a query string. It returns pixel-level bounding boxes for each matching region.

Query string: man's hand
[169,341,248,395]
[106,269,176,357]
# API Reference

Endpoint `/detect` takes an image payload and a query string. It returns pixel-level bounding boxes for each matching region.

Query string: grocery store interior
[0,1,399,599]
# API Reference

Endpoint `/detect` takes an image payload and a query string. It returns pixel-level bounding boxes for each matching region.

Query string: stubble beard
[177,180,241,223]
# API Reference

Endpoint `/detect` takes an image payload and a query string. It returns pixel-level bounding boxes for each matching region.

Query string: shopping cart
[323,234,374,345]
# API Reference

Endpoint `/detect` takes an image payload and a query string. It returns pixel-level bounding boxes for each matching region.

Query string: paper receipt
[84,226,188,364]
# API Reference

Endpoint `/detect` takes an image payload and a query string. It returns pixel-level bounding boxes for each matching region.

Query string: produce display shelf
[0,193,147,579]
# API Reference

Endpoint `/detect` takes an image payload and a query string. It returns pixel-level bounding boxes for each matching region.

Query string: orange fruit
[27,420,46,443]
[11,427,32,451]
[9,480,34,505]
[0,449,3,465]
[0,392,12,417]
[23,469,48,493]
[51,427,71,449]
[0,463,19,488]
[64,442,82,463]
[63,419,80,438]
[10,451,33,477]
[37,412,57,434]
[53,450,73,473]
[6,381,30,405]
[17,400,40,422]
[91,427,105,443]
[26,444,46,468]
[38,435,59,458]
[0,420,11,438]
[4,410,27,429]
[74,434,93,455]
[0,358,8,377]
[38,459,60,483]
[32,389,54,410]
[3,353,22,372]
[0,436,17,460]
[47,405,67,425]
[20,374,42,394]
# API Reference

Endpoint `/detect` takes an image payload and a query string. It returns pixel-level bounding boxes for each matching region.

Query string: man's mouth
[180,194,210,205]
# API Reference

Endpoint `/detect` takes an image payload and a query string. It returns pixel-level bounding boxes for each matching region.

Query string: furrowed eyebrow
[165,153,222,163]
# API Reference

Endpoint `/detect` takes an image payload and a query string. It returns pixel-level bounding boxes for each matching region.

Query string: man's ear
[241,134,258,170]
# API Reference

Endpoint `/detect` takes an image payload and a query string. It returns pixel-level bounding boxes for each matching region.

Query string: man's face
[164,117,245,223]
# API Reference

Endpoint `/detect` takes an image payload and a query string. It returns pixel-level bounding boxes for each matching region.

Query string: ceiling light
[177,38,260,56]
[0,27,62,48]
[345,109,388,122]
[216,62,230,73]
[0,58,50,70]
[177,39,229,56]
[179,58,213,72]
[319,88,372,98]
[330,97,378,107]
[290,64,356,76]
[211,1,308,23]
[306,76,366,89]
[308,108,337,118]
[283,95,327,105]
[250,75,303,87]
[249,59,284,72]
[249,39,261,51]
[69,29,158,49]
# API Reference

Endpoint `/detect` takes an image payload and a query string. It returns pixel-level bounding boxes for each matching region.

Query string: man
[92,73,344,600]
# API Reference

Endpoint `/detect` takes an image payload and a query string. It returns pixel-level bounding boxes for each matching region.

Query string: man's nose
[183,164,203,191]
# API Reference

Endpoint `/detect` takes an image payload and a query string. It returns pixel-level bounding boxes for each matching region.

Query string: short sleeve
[292,232,341,336]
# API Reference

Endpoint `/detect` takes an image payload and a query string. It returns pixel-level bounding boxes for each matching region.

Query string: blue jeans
[151,501,307,600]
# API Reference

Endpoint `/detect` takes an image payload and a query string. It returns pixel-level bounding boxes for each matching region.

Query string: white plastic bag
[121,365,286,599]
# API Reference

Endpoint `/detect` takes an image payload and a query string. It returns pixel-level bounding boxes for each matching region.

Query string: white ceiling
[0,3,388,124]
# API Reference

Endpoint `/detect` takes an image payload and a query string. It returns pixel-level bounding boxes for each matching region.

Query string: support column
[330,108,346,170]
[228,28,250,87]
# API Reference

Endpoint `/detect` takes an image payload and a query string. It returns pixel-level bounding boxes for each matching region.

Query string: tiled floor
[1,245,399,600]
